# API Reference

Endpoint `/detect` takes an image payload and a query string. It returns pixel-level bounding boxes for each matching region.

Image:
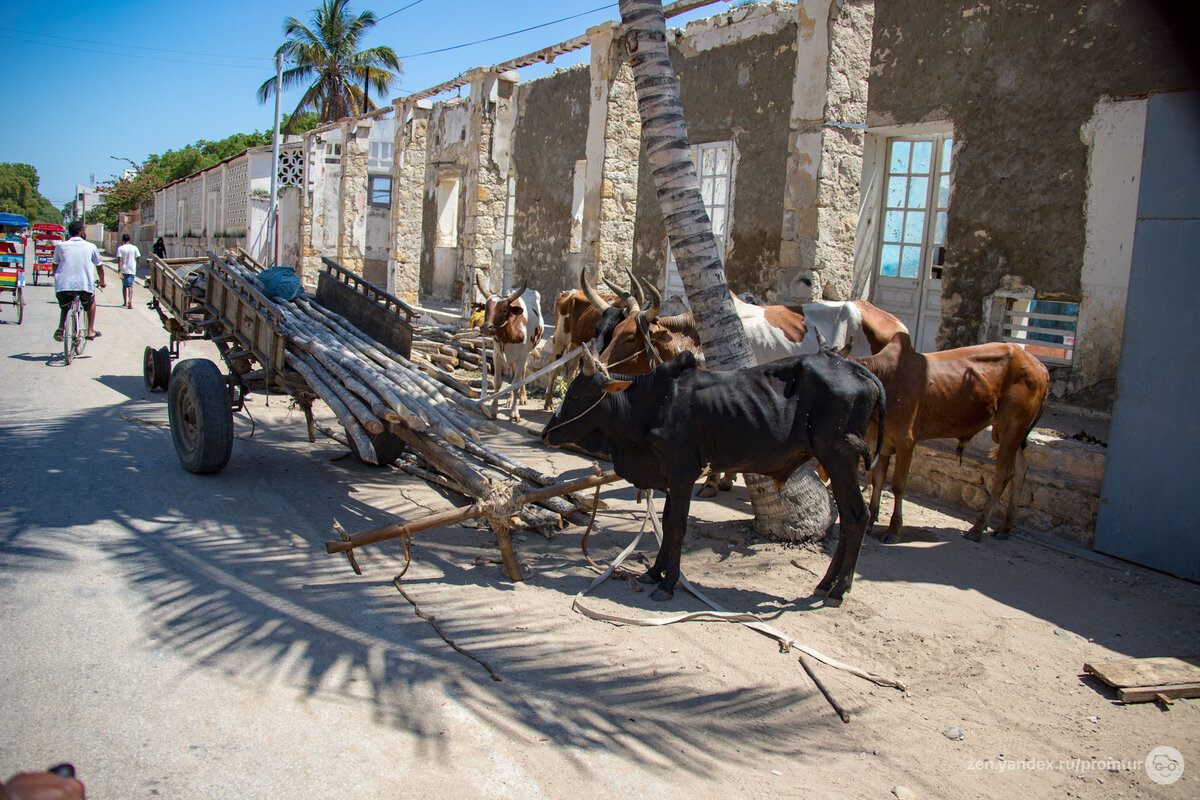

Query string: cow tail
[866,368,886,473]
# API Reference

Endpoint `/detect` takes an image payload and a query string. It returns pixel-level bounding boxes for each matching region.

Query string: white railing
[1001,299,1077,366]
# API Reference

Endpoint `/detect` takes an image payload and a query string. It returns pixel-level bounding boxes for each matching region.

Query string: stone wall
[868,0,1197,405]
[390,102,429,303]
[902,429,1106,547]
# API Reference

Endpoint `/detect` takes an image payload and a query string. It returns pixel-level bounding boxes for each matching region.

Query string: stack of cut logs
[409,326,492,377]
[219,258,591,536]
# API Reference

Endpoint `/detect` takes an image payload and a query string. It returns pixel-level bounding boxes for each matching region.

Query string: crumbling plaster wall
[632,3,798,298]
[869,0,1196,405]
[510,65,590,311]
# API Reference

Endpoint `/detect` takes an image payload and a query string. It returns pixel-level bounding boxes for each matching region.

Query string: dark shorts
[56,290,95,311]
[121,273,135,288]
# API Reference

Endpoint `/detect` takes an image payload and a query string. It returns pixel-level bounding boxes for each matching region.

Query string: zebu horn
[474,273,490,299]
[638,277,661,322]
[625,266,644,306]
[640,276,662,322]
[505,280,527,305]
[580,268,612,313]
[814,327,829,351]
[602,276,633,306]
[581,343,598,376]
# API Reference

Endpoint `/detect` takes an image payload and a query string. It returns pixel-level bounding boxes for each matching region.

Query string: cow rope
[571,492,907,692]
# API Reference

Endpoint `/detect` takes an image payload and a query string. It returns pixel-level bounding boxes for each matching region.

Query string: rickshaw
[0,212,28,324]
[31,222,66,285]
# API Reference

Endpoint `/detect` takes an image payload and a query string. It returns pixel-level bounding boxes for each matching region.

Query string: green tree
[257,0,402,132]
[0,163,62,224]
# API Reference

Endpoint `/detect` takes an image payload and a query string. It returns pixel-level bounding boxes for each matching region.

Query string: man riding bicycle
[52,220,105,342]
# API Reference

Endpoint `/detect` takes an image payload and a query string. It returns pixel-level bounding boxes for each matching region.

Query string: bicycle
[63,294,87,364]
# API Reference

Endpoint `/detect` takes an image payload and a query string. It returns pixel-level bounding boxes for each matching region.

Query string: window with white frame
[664,141,733,307]
[368,141,394,171]
[878,137,951,280]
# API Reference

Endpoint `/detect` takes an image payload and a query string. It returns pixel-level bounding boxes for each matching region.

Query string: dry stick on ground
[392,579,504,682]
[798,654,851,723]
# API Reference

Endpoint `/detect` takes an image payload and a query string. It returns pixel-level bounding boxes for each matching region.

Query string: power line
[0,32,266,70]
[378,0,429,23]
[0,24,271,63]
[398,3,616,59]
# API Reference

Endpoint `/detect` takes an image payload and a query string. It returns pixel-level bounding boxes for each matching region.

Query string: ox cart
[143,251,416,473]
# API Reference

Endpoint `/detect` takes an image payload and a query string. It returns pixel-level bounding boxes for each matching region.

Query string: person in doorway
[115,234,140,308]
[51,220,104,341]
[152,236,166,259]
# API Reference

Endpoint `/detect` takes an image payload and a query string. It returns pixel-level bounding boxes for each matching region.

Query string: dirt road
[0,261,1196,798]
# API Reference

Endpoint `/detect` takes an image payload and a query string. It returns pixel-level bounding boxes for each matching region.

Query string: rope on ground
[392,577,504,683]
[571,492,907,693]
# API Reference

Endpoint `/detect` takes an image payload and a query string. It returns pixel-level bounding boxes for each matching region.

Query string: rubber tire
[168,359,234,474]
[15,289,22,325]
[345,427,407,466]
[143,346,171,392]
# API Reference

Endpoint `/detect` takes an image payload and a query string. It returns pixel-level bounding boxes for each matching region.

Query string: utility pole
[268,53,283,267]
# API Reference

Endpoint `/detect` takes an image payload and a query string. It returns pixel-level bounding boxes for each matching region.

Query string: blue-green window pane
[907,176,929,209]
[884,210,904,242]
[889,142,911,174]
[887,176,908,208]
[900,246,921,278]
[938,174,950,208]
[935,211,948,245]
[880,244,901,277]
[911,141,933,174]
[942,139,953,170]
[903,211,925,243]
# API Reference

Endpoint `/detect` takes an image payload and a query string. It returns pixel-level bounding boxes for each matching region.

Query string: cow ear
[600,378,632,394]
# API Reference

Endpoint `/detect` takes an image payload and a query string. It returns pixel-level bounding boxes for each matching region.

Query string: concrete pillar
[338,118,372,275]
[463,71,519,305]
[582,22,641,288]
[390,100,430,303]
[778,0,874,302]
[299,132,324,285]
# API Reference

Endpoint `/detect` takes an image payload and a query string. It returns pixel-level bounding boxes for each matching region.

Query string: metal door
[1093,91,1200,580]
[871,136,952,352]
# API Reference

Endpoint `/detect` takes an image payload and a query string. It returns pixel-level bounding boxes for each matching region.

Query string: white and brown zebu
[854,332,1051,543]
[476,278,544,423]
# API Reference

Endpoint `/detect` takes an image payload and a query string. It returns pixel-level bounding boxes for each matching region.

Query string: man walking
[116,233,140,308]
[51,220,104,341]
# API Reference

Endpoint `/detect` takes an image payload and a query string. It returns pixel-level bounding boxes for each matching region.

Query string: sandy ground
[0,262,1196,798]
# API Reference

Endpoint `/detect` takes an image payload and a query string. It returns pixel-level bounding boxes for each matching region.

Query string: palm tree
[617,0,834,541]
[257,0,402,132]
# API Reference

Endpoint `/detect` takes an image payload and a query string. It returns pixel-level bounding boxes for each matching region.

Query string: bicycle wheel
[75,300,88,356]
[15,287,21,325]
[63,301,77,364]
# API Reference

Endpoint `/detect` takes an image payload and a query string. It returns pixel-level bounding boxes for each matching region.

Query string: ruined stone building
[147,0,1198,571]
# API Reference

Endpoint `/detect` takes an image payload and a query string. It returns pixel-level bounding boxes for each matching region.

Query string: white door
[872,136,952,352]
[664,141,732,309]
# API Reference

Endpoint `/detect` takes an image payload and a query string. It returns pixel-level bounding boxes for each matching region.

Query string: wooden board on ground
[1084,656,1200,704]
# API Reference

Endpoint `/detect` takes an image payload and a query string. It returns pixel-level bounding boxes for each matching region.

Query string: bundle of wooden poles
[409,325,493,378]
[217,256,595,544]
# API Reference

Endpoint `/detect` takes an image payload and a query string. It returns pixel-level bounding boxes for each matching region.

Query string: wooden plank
[480,346,583,403]
[1117,682,1200,704]
[1084,656,1200,688]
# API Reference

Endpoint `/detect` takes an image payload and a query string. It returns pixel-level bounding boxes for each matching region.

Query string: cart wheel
[143,346,171,391]
[345,427,407,466]
[168,359,233,474]
[16,288,22,325]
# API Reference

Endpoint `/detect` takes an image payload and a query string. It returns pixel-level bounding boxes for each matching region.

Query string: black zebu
[541,346,885,606]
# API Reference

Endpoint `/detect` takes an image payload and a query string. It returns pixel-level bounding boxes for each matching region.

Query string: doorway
[868,133,952,352]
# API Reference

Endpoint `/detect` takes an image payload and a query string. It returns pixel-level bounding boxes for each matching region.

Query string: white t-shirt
[116,242,141,275]
[52,237,102,293]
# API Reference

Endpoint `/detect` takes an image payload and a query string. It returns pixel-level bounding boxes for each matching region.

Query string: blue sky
[0,0,734,210]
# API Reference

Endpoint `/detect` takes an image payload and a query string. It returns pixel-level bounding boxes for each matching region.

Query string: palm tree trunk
[618,0,834,542]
